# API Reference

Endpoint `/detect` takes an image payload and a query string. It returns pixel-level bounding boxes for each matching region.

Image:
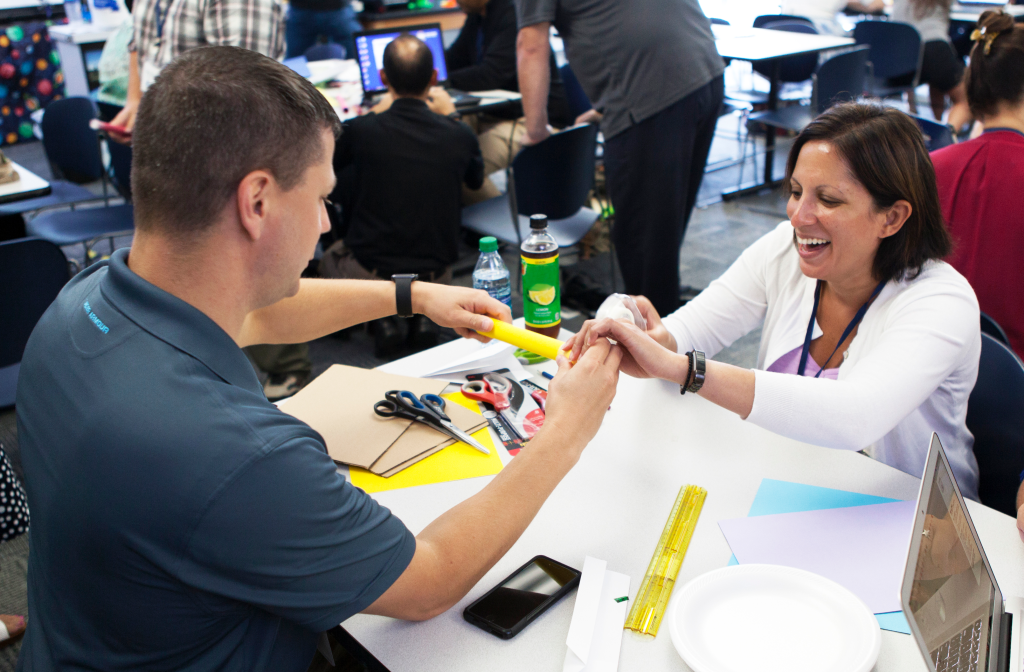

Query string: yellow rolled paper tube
[477,320,564,361]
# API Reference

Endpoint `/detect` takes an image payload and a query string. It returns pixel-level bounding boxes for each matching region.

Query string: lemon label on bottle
[522,254,560,328]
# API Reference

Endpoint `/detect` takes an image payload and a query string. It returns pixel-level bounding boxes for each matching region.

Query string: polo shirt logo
[83,300,110,334]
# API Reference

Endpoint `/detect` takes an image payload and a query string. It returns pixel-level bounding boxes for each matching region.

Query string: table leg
[721,58,785,201]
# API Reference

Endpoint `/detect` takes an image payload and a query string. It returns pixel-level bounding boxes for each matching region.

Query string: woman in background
[931,10,1024,359]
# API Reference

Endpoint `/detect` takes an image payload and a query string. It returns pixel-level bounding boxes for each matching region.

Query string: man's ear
[380,70,389,88]
[429,69,438,87]
[236,170,273,242]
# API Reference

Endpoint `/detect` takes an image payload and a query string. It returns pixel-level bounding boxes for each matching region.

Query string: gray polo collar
[99,248,263,394]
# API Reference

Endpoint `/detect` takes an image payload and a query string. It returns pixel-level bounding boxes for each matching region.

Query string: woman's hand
[108,101,137,145]
[563,317,688,383]
[631,295,677,351]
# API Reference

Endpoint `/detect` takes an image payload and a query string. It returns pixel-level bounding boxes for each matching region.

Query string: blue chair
[305,42,346,62]
[107,137,132,200]
[981,312,1011,348]
[462,124,599,249]
[0,237,69,408]
[909,113,955,152]
[559,63,592,122]
[710,17,730,26]
[747,45,869,133]
[753,21,820,85]
[967,333,1024,515]
[25,98,134,261]
[853,20,923,101]
[0,97,106,218]
[753,13,815,29]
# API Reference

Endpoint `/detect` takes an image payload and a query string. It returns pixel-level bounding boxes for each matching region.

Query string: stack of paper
[280,364,488,476]
[718,479,915,634]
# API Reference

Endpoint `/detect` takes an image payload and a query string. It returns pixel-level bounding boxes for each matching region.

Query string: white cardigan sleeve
[746,271,979,451]
[661,227,778,357]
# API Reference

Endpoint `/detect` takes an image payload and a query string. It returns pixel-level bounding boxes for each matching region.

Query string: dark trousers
[604,75,724,316]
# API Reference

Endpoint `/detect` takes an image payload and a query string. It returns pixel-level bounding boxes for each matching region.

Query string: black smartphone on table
[463,555,581,639]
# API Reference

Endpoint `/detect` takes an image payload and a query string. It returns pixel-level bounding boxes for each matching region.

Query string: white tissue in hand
[605,306,635,324]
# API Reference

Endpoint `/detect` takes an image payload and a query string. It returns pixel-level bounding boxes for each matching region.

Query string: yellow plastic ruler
[624,484,707,637]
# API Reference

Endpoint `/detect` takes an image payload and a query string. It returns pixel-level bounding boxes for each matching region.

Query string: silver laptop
[901,433,1024,672]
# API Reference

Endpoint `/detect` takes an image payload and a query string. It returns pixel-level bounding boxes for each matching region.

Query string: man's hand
[108,100,137,145]
[410,282,511,342]
[521,124,552,146]
[542,339,622,454]
[574,109,603,126]
[427,87,457,116]
[563,314,687,383]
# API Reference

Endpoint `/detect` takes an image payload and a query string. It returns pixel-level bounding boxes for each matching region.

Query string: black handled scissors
[374,390,489,455]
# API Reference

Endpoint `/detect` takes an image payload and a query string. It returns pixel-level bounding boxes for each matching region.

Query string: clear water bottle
[473,236,512,314]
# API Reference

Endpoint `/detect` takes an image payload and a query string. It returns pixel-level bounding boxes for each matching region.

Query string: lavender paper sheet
[718,500,917,614]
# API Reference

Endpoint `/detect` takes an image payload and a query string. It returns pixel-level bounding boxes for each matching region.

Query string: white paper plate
[668,564,881,672]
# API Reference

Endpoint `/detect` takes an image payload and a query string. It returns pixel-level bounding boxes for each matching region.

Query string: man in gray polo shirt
[15,46,622,671]
[515,0,724,316]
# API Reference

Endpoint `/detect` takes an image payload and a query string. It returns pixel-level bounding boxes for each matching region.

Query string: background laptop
[901,433,1024,672]
[353,23,479,107]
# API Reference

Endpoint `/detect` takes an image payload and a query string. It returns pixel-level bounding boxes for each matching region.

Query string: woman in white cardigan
[567,103,982,499]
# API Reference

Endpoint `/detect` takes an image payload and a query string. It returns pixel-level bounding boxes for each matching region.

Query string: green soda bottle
[521,214,561,337]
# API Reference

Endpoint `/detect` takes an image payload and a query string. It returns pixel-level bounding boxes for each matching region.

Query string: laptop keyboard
[931,618,984,672]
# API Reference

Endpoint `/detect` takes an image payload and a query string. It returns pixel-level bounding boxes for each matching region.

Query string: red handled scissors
[460,373,511,411]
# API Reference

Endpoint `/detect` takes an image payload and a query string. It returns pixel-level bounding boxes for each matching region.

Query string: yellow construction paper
[348,392,503,493]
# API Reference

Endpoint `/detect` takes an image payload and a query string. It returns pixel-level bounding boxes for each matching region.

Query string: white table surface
[0,160,49,203]
[342,338,1024,672]
[950,3,1024,22]
[713,25,854,62]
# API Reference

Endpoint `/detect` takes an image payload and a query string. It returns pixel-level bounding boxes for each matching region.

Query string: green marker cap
[478,236,499,253]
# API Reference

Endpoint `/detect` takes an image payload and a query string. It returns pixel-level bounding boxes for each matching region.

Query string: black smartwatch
[681,350,706,395]
[392,274,418,318]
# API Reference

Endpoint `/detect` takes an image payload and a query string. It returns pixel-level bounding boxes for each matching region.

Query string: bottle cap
[529,214,548,230]
[478,236,498,253]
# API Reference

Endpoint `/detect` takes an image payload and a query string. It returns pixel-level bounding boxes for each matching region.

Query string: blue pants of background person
[604,75,724,317]
[285,5,361,60]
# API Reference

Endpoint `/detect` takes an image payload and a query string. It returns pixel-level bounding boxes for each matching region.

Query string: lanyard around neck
[154,0,170,41]
[797,279,886,378]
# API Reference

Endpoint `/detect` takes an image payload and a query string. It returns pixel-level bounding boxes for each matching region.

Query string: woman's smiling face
[787,140,903,286]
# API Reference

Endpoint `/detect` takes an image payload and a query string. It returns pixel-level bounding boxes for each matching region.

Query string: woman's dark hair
[784,103,952,284]
[965,11,1024,119]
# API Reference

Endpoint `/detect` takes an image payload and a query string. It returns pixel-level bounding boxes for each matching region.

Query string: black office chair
[853,20,924,102]
[747,45,869,134]
[752,13,815,29]
[0,97,107,220]
[967,333,1024,516]
[25,97,134,263]
[909,113,955,152]
[461,124,599,250]
[107,137,132,200]
[0,237,70,408]
[981,312,1011,348]
[559,63,592,121]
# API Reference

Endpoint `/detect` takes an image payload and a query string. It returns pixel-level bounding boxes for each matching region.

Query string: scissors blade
[437,419,489,455]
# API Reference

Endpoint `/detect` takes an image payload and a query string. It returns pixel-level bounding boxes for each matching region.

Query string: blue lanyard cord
[797,279,886,378]
[154,0,169,41]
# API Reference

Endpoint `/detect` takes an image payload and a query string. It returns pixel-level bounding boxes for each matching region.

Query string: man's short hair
[382,35,434,96]
[132,46,342,236]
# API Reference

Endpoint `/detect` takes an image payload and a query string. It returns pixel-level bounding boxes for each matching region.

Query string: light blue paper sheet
[726,479,911,634]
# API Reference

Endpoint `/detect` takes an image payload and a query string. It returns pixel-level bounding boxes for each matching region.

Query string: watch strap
[685,350,706,394]
[392,274,418,318]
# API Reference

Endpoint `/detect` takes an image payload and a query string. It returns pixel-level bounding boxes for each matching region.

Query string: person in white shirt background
[781,0,885,34]
[566,102,982,500]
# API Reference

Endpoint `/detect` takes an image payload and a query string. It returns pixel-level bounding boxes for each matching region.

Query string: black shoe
[408,315,440,352]
[372,317,404,359]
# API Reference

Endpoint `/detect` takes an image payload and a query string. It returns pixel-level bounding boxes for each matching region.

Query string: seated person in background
[780,0,884,35]
[566,103,983,499]
[892,0,971,132]
[445,0,573,203]
[321,35,484,357]
[15,46,622,671]
[931,10,1024,359]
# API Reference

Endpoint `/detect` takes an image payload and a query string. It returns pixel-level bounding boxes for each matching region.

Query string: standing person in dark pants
[285,0,362,60]
[513,0,724,316]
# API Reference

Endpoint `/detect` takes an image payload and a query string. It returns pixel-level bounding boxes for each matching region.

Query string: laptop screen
[354,24,448,95]
[906,434,1000,671]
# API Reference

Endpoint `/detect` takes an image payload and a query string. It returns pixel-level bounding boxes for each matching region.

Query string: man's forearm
[516,23,552,136]
[364,424,581,620]
[238,278,396,346]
